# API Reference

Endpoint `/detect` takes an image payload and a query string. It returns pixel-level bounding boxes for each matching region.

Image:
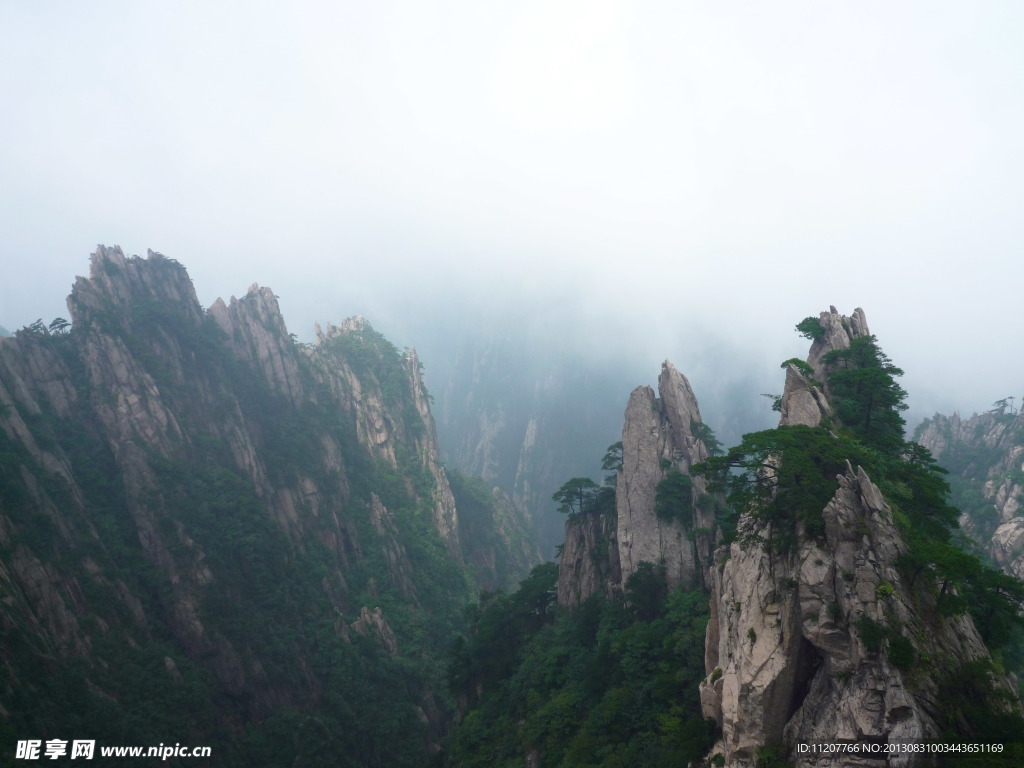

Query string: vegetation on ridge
[694,324,1024,754]
[0,258,539,767]
[444,425,723,766]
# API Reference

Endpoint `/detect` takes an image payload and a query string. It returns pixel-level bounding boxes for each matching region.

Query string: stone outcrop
[993,519,1024,580]
[701,463,997,767]
[779,364,833,428]
[405,348,461,557]
[558,360,719,606]
[208,283,305,404]
[369,493,416,599]
[617,361,715,591]
[700,307,1019,767]
[556,504,619,607]
[351,606,399,657]
[780,306,869,429]
[806,306,870,381]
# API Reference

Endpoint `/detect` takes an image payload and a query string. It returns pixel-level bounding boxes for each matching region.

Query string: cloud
[2,1,1022,424]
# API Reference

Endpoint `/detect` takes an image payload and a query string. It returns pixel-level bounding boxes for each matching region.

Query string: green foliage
[855,616,885,652]
[756,744,794,768]
[552,477,601,520]
[827,602,842,622]
[326,320,414,406]
[445,583,716,768]
[690,419,724,457]
[991,397,1018,416]
[694,425,870,552]
[780,357,815,380]
[654,468,694,524]
[625,562,668,622]
[960,565,1024,650]
[933,659,1024,758]
[795,316,824,340]
[823,335,908,452]
[887,633,915,670]
[447,563,559,703]
[48,317,71,334]
[602,441,623,474]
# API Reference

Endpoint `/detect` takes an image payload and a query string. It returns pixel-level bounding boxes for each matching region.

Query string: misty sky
[3,1,1023,428]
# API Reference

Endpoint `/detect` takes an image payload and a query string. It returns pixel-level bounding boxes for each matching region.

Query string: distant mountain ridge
[917,407,1024,581]
[0,246,537,764]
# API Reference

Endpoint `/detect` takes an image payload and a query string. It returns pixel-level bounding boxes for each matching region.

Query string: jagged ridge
[699,308,1023,768]
[0,246,537,764]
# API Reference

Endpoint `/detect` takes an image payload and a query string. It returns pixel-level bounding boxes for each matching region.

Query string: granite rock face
[781,306,870,430]
[556,502,620,607]
[617,362,715,591]
[558,360,719,606]
[0,245,528,742]
[700,307,1018,767]
[701,464,996,767]
[918,410,1024,581]
[806,306,870,380]
[351,606,399,657]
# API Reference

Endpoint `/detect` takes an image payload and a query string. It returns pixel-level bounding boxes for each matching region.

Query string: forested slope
[0,247,536,765]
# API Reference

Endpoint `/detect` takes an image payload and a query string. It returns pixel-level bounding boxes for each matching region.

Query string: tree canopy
[552,477,600,519]
[694,425,870,552]
[823,334,908,451]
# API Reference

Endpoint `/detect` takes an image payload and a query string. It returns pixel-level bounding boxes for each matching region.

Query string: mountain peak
[780,307,871,429]
[68,245,203,330]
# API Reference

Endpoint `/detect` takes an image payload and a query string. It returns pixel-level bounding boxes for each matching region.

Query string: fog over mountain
[3,1,1023,437]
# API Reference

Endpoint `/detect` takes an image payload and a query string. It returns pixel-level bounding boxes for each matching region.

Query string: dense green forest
[0,252,537,766]
[445,563,715,767]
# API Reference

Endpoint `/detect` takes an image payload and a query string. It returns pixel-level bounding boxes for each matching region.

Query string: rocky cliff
[617,362,717,591]
[433,337,634,559]
[557,361,719,606]
[917,409,1024,581]
[0,246,534,764]
[699,308,1022,767]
